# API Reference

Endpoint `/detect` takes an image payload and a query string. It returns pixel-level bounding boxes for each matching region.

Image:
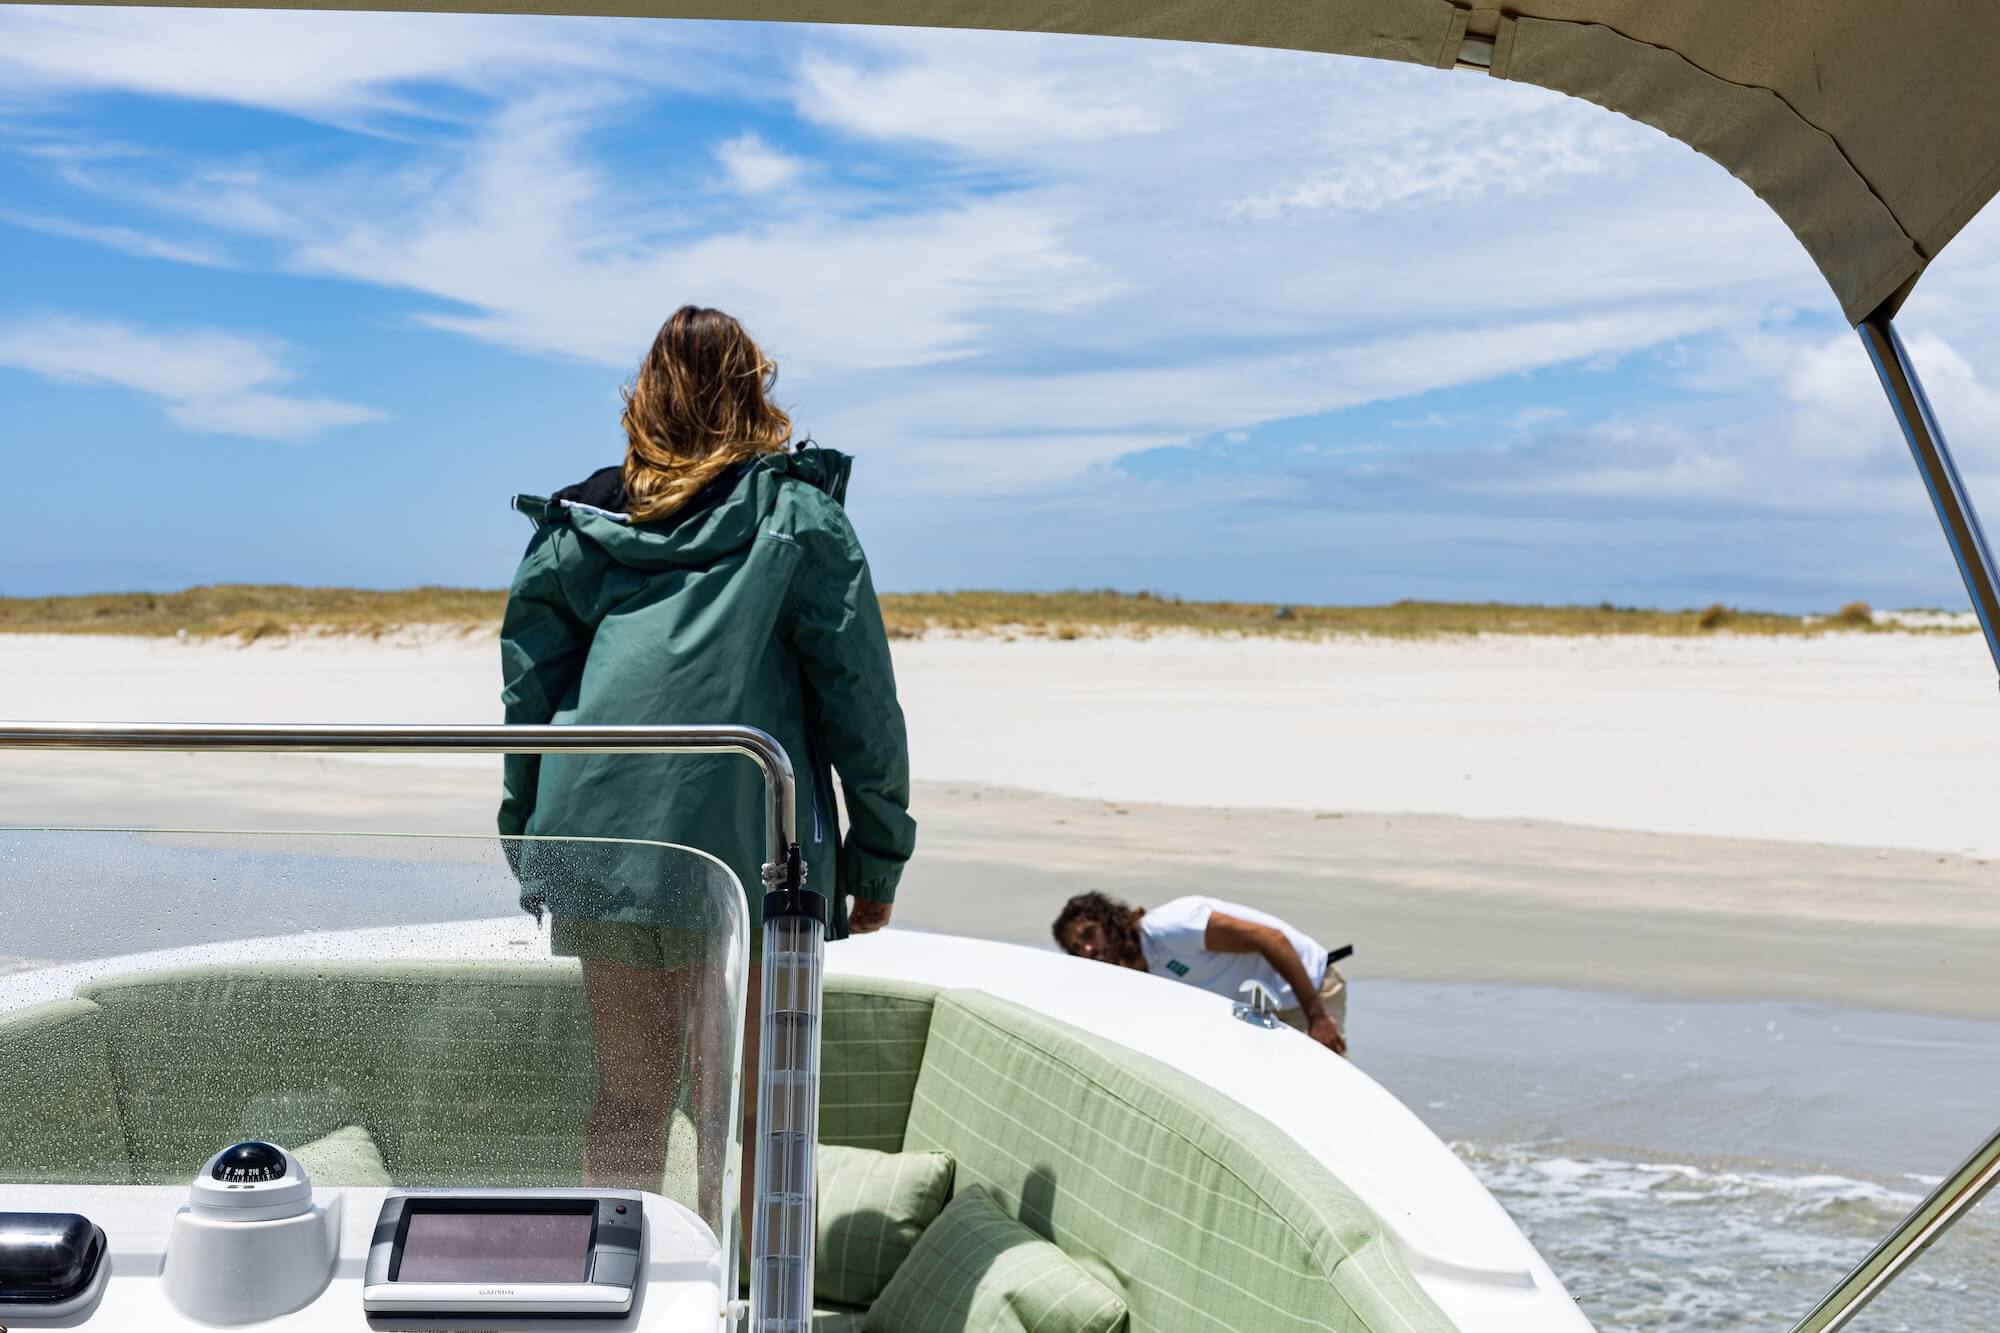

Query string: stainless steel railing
[0,720,797,865]
[1788,1124,2000,1333]
[0,720,816,1332]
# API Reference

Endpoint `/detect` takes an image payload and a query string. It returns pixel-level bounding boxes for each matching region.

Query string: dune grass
[0,585,1952,642]
[878,591,1907,639]
[0,586,508,641]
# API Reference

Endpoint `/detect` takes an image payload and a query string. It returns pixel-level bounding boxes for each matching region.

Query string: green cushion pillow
[816,1144,956,1307]
[866,1186,1129,1333]
[292,1124,392,1187]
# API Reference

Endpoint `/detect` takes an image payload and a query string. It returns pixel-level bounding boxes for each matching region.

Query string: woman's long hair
[620,305,792,523]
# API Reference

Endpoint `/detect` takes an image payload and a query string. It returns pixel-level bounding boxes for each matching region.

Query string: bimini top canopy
[48,0,2000,325]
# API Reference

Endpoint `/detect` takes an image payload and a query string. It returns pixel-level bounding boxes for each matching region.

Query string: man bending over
[1053,892,1347,1055]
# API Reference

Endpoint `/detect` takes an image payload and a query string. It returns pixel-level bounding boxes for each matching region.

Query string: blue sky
[3,8,1998,610]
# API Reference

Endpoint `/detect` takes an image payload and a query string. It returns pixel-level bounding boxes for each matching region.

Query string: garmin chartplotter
[361,1189,645,1317]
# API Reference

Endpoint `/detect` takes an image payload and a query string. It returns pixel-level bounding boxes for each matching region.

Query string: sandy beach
[1,628,1995,1018]
[5,626,1998,1330]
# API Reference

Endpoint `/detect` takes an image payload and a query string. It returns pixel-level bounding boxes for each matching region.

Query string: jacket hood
[512,447,853,571]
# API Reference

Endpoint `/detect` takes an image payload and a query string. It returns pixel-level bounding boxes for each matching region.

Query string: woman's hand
[848,898,894,934]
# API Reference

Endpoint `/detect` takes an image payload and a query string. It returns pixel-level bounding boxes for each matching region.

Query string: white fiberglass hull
[0,920,1589,1332]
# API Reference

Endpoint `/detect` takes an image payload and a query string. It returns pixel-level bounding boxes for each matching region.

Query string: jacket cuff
[851,880,898,905]
[839,839,905,905]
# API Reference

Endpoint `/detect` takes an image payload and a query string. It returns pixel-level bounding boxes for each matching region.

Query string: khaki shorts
[551,917,760,971]
[1276,963,1347,1034]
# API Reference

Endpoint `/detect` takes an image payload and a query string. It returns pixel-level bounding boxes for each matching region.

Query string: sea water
[1358,981,2000,1330]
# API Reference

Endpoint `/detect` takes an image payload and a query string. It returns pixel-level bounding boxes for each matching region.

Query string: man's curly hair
[1051,891,1142,960]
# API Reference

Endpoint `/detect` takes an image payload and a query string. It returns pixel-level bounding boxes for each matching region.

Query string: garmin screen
[396,1208,594,1284]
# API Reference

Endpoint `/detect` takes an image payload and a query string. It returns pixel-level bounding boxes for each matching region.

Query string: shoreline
[3,588,1982,643]
[2,753,1993,1021]
[1,627,1993,1020]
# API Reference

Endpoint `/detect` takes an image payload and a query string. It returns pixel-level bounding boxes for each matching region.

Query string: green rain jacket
[497,447,915,940]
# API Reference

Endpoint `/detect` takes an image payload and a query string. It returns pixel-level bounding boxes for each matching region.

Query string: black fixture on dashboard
[0,1211,108,1313]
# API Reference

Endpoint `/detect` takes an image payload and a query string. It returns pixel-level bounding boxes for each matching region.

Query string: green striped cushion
[866,1185,1129,1333]
[816,1144,955,1307]
[820,978,938,1151]
[901,991,1455,1332]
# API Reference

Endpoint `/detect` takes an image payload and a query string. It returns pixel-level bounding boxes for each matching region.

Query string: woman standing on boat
[497,305,916,1221]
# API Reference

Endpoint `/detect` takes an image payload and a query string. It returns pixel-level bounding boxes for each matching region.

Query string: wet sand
[2,753,1994,1020]
[2,628,1995,1017]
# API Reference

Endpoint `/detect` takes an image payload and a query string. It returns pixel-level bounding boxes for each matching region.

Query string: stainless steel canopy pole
[1858,315,2000,681]
[1783,317,2000,1331]
[0,720,817,1331]
[1787,1124,2000,1333]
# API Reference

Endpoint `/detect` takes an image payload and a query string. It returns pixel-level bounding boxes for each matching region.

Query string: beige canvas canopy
[37,0,2000,325]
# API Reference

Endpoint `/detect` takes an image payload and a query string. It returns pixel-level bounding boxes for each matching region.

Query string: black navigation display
[396,1208,594,1284]
[365,1191,644,1317]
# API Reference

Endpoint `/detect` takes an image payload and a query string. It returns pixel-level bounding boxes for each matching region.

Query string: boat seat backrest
[1,965,1449,1333]
[0,998,133,1184]
[899,990,1457,1333]
[0,965,927,1190]
[73,963,598,1185]
[818,976,937,1152]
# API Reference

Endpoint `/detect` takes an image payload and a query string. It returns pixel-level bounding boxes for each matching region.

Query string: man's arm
[1204,912,1346,1054]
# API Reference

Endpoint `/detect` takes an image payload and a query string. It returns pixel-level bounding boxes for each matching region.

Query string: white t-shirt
[1137,896,1328,1009]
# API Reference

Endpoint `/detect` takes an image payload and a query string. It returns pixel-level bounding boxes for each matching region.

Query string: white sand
[2,629,1996,857]
[3,629,1996,1015]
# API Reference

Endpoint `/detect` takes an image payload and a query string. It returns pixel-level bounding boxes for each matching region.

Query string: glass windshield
[0,828,746,1254]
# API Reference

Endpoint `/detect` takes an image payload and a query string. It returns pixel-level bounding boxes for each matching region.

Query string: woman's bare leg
[579,958,684,1190]
[739,961,760,1247]
[681,961,761,1263]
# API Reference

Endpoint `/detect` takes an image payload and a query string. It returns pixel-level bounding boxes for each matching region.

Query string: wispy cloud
[0,313,384,440]
[0,208,229,267]
[282,95,1103,373]
[795,47,1159,152]
[1231,120,1637,220]
[3,9,1997,607]
[1,10,1959,507]
[715,133,804,193]
[0,6,704,130]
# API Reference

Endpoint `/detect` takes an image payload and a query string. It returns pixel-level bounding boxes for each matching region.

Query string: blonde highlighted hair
[620,306,792,523]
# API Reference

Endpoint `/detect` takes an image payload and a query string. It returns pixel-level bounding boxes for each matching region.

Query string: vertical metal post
[1857,316,2000,679]
[748,891,824,1333]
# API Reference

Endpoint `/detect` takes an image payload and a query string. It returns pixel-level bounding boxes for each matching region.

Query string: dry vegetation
[879,591,1909,640]
[0,586,507,641]
[0,585,1954,642]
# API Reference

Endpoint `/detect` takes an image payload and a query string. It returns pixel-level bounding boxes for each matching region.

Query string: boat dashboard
[0,1144,728,1331]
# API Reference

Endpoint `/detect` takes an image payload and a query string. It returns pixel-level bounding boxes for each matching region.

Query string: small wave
[1454,1142,1998,1330]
